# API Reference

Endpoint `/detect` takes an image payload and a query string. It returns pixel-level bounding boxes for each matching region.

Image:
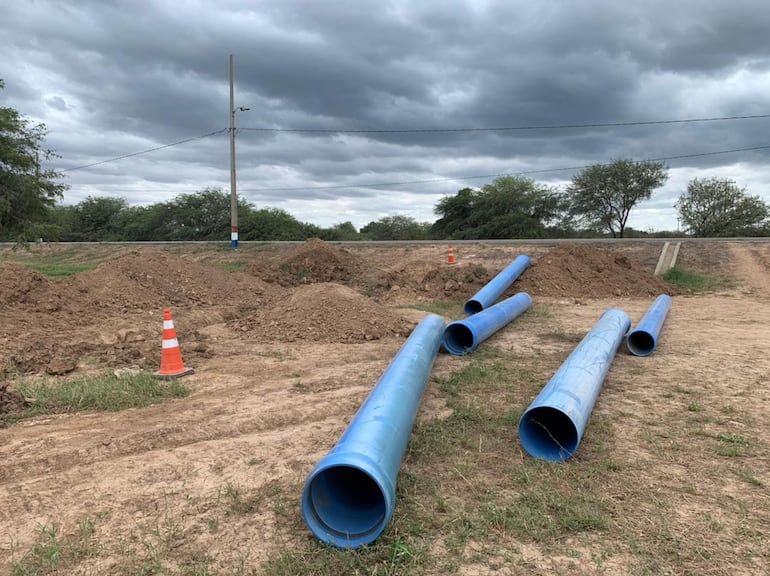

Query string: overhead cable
[63,129,227,172]
[238,114,770,134]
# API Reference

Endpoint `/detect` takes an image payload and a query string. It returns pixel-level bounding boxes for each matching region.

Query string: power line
[244,144,770,192]
[57,114,769,173]
[62,129,227,172]
[238,114,770,134]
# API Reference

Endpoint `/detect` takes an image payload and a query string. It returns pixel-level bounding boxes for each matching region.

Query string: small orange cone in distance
[155,308,194,379]
[447,245,456,265]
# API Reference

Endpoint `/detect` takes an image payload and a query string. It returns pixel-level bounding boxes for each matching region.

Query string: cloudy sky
[2,0,770,232]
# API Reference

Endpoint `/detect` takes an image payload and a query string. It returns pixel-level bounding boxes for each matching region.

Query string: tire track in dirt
[0,380,371,483]
[729,242,770,298]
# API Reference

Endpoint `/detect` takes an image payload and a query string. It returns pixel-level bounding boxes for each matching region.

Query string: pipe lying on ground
[464,254,531,315]
[301,313,445,549]
[443,292,532,355]
[626,294,672,357]
[518,308,631,462]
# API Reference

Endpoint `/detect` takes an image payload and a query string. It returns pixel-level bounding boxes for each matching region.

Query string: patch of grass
[716,433,751,457]
[662,265,735,292]
[687,403,703,412]
[24,262,97,277]
[11,372,189,421]
[211,261,247,272]
[262,355,615,575]
[2,248,103,277]
[263,536,428,576]
[717,433,750,445]
[222,482,282,516]
[294,267,307,281]
[735,467,763,488]
[10,519,101,575]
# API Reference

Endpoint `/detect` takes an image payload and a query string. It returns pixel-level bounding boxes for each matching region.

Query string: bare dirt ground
[0,239,768,575]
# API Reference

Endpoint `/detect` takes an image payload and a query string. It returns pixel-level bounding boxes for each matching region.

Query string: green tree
[166,188,232,240]
[240,207,312,240]
[431,187,477,238]
[0,79,67,240]
[474,176,566,238]
[118,203,179,241]
[568,159,668,238]
[432,177,567,239]
[318,221,360,241]
[361,215,429,240]
[676,177,769,237]
[66,196,129,241]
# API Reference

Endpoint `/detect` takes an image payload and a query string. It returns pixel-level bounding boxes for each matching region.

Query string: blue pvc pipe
[518,308,631,462]
[626,295,672,357]
[443,292,532,355]
[464,255,531,315]
[301,313,445,549]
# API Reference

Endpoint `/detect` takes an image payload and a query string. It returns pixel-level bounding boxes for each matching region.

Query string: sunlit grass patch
[12,372,189,421]
[662,265,735,292]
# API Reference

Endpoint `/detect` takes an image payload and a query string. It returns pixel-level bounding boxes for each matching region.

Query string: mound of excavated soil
[0,250,272,375]
[0,262,49,305]
[517,243,677,298]
[234,283,413,342]
[246,238,365,286]
[374,261,493,303]
[0,243,676,376]
[59,250,270,317]
[246,238,366,286]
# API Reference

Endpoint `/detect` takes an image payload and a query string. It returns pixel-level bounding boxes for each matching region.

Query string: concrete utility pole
[229,54,238,249]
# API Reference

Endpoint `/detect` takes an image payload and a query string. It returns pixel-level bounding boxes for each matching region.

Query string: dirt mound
[60,250,269,315]
[374,261,493,303]
[517,243,677,298]
[247,238,366,286]
[0,250,271,375]
[0,262,49,305]
[235,283,413,342]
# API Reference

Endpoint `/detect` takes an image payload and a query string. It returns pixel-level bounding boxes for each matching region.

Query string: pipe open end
[518,407,579,462]
[443,322,477,355]
[302,465,387,548]
[627,330,655,356]
[464,299,483,315]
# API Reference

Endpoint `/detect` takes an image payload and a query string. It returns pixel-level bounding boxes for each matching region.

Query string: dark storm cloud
[1,0,769,230]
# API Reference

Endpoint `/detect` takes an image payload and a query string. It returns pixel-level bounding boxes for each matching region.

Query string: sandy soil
[0,239,768,575]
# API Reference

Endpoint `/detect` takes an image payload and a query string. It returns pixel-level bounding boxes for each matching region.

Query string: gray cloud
[2,0,769,231]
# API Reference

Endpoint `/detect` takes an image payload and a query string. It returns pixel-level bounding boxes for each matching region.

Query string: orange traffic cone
[155,308,194,379]
[447,245,456,265]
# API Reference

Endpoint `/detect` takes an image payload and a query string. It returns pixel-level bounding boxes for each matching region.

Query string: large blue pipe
[443,292,532,355]
[464,254,531,315]
[301,313,445,549]
[518,308,631,462]
[626,294,672,357]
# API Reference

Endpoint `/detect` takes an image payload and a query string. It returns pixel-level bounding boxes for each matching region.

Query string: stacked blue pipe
[518,308,631,462]
[301,313,445,549]
[626,294,672,356]
[443,292,532,355]
[464,254,531,315]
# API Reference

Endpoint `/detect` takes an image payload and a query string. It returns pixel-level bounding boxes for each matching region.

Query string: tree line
[3,79,769,242]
